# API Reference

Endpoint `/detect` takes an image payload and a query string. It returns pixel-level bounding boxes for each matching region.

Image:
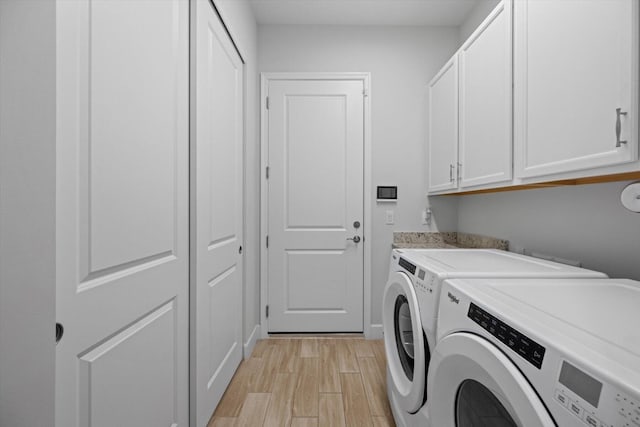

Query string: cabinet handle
[616,108,628,147]
[449,164,454,182]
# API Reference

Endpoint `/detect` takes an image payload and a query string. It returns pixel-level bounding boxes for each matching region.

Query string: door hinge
[266,305,269,318]
[266,166,269,179]
[266,235,269,248]
[363,88,368,97]
[266,96,269,109]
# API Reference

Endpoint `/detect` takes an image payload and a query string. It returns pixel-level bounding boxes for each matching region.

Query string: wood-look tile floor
[208,337,396,427]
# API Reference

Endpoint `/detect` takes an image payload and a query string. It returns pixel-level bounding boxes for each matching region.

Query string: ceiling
[248,0,483,27]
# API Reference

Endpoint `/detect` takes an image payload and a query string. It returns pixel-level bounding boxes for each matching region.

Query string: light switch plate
[385,210,394,225]
[422,208,432,225]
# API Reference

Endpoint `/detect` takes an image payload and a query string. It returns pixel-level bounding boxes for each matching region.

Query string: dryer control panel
[554,364,640,427]
[468,303,546,369]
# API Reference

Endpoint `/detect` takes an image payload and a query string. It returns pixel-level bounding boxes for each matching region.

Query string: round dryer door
[382,271,429,413]
[427,333,555,427]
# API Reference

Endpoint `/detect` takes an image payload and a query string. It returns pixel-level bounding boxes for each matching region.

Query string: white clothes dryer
[382,249,607,427]
[429,277,640,427]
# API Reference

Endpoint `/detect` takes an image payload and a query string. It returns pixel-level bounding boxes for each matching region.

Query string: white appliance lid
[445,277,640,395]
[398,249,607,278]
[488,278,640,357]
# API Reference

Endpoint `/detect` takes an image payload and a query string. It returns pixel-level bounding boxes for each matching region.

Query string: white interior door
[192,0,244,425]
[56,1,189,426]
[266,78,364,333]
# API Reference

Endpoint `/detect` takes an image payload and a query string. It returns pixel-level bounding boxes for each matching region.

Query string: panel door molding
[191,0,245,425]
[56,1,189,426]
[264,76,366,333]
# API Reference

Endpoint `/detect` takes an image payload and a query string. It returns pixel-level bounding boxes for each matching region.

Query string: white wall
[458,0,501,44]
[258,25,460,327]
[0,1,56,426]
[211,0,261,350]
[457,180,640,280]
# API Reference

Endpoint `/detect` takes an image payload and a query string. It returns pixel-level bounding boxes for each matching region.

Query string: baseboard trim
[243,324,261,357]
[368,324,383,339]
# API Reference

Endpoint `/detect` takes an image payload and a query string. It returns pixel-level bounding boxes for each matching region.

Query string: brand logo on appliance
[447,292,460,304]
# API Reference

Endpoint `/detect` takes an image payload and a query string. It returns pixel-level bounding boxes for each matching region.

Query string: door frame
[259,72,372,338]
[0,2,56,425]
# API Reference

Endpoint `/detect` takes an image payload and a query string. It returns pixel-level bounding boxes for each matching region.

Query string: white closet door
[56,1,189,426]
[192,0,245,425]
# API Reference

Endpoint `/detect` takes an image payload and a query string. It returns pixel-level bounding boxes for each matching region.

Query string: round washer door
[382,271,428,413]
[427,333,555,427]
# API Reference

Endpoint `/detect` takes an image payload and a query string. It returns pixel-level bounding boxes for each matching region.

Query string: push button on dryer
[584,414,598,427]
[554,390,568,407]
[569,401,584,419]
[531,349,544,365]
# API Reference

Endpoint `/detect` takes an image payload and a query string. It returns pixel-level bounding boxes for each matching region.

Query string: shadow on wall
[456,180,640,280]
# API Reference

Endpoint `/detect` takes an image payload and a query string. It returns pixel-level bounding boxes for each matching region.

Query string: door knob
[347,235,361,243]
[56,323,64,344]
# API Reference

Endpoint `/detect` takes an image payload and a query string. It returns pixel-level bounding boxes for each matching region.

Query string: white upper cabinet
[459,0,512,188]
[428,0,512,194]
[428,56,459,193]
[514,0,638,179]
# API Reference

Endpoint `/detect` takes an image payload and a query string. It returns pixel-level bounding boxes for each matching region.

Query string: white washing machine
[429,277,640,427]
[382,249,608,427]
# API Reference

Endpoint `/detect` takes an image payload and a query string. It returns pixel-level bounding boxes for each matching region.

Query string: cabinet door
[428,56,459,193]
[515,0,638,178]
[459,0,512,188]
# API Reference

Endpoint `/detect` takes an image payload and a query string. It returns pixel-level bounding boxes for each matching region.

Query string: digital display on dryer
[559,361,602,408]
[468,303,546,369]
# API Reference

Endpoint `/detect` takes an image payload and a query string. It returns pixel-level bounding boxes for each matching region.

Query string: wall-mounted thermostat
[377,186,397,202]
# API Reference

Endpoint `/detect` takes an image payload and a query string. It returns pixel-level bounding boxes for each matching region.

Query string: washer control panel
[398,257,416,275]
[413,270,439,333]
[414,269,435,295]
